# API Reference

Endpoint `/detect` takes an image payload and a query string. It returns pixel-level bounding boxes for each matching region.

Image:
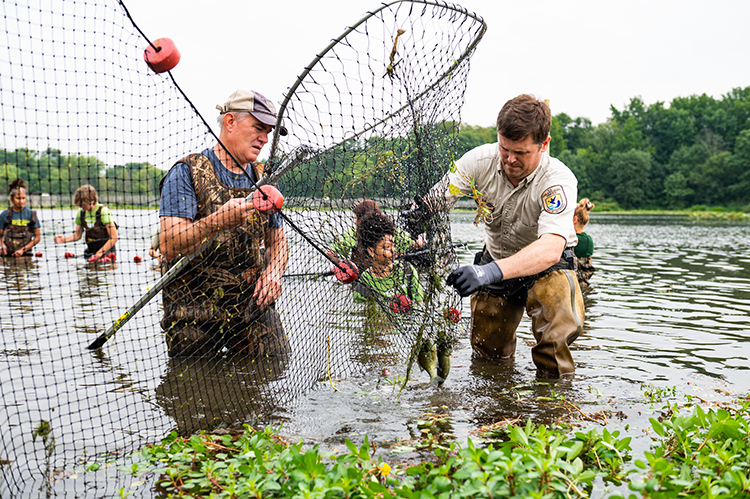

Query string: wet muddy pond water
[1,210,749,497]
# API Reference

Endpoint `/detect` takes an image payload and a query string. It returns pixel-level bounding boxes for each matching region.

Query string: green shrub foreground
[133,396,750,499]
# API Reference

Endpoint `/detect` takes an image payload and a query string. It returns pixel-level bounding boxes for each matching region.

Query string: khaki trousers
[470,269,584,376]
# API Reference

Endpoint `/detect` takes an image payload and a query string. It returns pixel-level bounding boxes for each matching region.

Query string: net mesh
[0,0,485,495]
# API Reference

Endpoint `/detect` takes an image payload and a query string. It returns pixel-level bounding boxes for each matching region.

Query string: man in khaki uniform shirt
[432,94,584,376]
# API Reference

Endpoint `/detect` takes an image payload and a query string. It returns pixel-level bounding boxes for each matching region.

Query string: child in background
[148,230,161,262]
[54,184,118,261]
[0,178,41,257]
[573,198,595,286]
[350,211,424,312]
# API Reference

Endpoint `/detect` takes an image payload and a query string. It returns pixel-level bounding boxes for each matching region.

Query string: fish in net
[0,0,485,494]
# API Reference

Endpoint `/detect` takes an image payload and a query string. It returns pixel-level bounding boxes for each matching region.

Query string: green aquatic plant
[131,394,750,499]
[687,211,750,222]
[612,398,750,499]
[641,383,677,404]
[32,419,54,458]
[135,418,633,498]
[448,158,494,227]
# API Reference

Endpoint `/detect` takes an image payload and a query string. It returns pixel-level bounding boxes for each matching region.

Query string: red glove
[391,293,412,313]
[332,260,359,284]
[252,185,284,214]
[88,255,98,263]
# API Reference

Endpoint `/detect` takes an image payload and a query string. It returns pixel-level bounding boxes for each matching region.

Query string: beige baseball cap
[216,89,288,136]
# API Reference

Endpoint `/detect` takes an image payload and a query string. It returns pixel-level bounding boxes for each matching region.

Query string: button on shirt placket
[497,174,524,258]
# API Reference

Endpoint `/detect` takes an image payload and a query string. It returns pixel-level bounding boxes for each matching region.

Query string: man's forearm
[161,216,221,260]
[263,228,289,277]
[496,234,566,279]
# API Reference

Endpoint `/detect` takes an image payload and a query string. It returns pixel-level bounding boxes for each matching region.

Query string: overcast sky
[123,0,750,130]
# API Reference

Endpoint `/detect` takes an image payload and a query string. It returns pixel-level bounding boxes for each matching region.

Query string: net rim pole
[268,0,487,161]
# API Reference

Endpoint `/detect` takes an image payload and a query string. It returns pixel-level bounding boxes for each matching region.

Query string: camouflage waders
[576,256,595,286]
[160,154,290,358]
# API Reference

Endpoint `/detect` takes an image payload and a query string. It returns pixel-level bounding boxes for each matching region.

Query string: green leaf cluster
[454,86,750,211]
[137,418,633,499]
[134,394,750,499]
[618,401,750,498]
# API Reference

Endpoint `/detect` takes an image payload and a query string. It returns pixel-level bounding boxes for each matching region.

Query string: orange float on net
[143,38,180,74]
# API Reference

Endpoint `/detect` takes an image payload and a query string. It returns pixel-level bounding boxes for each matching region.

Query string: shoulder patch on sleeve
[541,185,567,214]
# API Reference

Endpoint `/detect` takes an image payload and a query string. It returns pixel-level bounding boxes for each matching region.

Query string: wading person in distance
[158,89,290,358]
[425,94,584,377]
[54,184,118,262]
[148,230,162,264]
[573,198,595,286]
[0,178,41,257]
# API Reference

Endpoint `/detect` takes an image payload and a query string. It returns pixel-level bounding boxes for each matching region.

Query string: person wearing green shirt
[54,184,118,261]
[327,199,419,274]
[573,198,595,286]
[351,211,424,312]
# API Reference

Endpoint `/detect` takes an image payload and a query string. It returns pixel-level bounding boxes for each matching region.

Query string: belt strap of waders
[474,246,576,305]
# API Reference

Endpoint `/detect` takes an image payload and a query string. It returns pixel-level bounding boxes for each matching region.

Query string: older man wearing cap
[158,89,290,358]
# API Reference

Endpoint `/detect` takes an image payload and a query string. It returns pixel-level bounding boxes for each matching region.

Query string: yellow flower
[379,462,391,477]
[448,183,463,196]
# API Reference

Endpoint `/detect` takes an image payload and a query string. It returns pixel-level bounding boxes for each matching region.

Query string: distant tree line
[454,86,750,210]
[3,86,748,210]
[0,147,163,199]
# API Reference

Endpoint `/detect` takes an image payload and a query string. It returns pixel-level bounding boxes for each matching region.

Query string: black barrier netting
[0,0,486,495]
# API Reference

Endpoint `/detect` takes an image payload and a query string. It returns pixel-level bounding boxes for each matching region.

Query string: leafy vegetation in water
[615,397,750,498]
[136,421,627,498]
[129,392,750,498]
[686,211,750,222]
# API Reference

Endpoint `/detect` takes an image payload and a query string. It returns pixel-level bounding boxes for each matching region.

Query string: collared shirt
[433,142,578,260]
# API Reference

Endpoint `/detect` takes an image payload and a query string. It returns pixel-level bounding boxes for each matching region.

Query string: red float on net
[390,294,412,314]
[444,306,461,324]
[143,38,180,74]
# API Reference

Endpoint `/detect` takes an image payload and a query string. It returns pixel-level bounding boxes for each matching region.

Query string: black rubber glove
[400,195,432,239]
[446,261,504,297]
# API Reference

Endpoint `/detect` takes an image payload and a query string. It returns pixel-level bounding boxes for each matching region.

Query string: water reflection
[76,260,117,300]
[155,352,291,434]
[0,256,43,317]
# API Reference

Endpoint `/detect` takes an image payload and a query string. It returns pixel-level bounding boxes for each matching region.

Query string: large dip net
[0,0,486,495]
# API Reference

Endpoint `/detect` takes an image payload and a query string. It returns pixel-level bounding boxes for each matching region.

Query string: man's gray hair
[216,111,251,133]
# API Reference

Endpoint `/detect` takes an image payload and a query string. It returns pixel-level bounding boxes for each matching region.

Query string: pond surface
[1,211,749,498]
[271,213,750,451]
